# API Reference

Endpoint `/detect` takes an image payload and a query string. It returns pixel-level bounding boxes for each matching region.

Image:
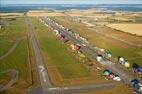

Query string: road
[0,40,20,60]
[40,16,136,85]
[26,18,52,93]
[46,82,116,94]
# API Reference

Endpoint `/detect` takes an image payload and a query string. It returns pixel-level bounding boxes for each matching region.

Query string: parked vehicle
[96,55,103,62]
[134,67,142,74]
[103,69,121,81]
[131,79,142,94]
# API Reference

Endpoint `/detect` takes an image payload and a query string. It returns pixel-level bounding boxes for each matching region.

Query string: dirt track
[0,40,20,60]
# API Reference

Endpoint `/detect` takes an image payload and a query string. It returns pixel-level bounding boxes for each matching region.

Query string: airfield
[0,9,142,94]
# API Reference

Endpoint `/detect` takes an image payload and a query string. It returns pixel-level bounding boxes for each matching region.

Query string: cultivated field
[107,24,142,36]
[94,26,142,45]
[27,11,65,17]
[0,13,24,19]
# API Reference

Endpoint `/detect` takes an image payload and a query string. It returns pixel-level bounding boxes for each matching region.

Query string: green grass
[0,17,29,80]
[0,17,26,56]
[30,17,89,79]
[0,40,13,56]
[50,16,142,67]
[0,40,28,78]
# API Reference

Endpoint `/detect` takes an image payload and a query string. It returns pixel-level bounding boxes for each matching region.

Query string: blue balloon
[137,67,142,73]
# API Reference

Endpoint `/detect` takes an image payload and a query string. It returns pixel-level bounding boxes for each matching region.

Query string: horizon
[1,3,142,7]
[1,0,142,5]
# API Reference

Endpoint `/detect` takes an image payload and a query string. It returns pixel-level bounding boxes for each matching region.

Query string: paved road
[0,40,20,60]
[40,16,136,85]
[26,18,52,93]
[0,69,19,92]
[46,82,116,94]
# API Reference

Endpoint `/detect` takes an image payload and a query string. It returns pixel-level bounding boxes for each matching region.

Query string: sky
[1,0,142,5]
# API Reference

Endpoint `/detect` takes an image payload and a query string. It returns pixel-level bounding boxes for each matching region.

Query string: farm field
[93,26,142,45]
[0,17,34,94]
[27,11,65,17]
[50,16,142,67]
[106,24,142,36]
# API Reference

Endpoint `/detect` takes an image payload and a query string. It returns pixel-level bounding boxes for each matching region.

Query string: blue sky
[1,0,142,5]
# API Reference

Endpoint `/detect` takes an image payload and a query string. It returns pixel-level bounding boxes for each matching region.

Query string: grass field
[0,40,13,56]
[0,18,21,56]
[0,17,32,94]
[30,17,121,87]
[31,17,134,93]
[29,17,133,94]
[30,17,90,79]
[50,16,142,67]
